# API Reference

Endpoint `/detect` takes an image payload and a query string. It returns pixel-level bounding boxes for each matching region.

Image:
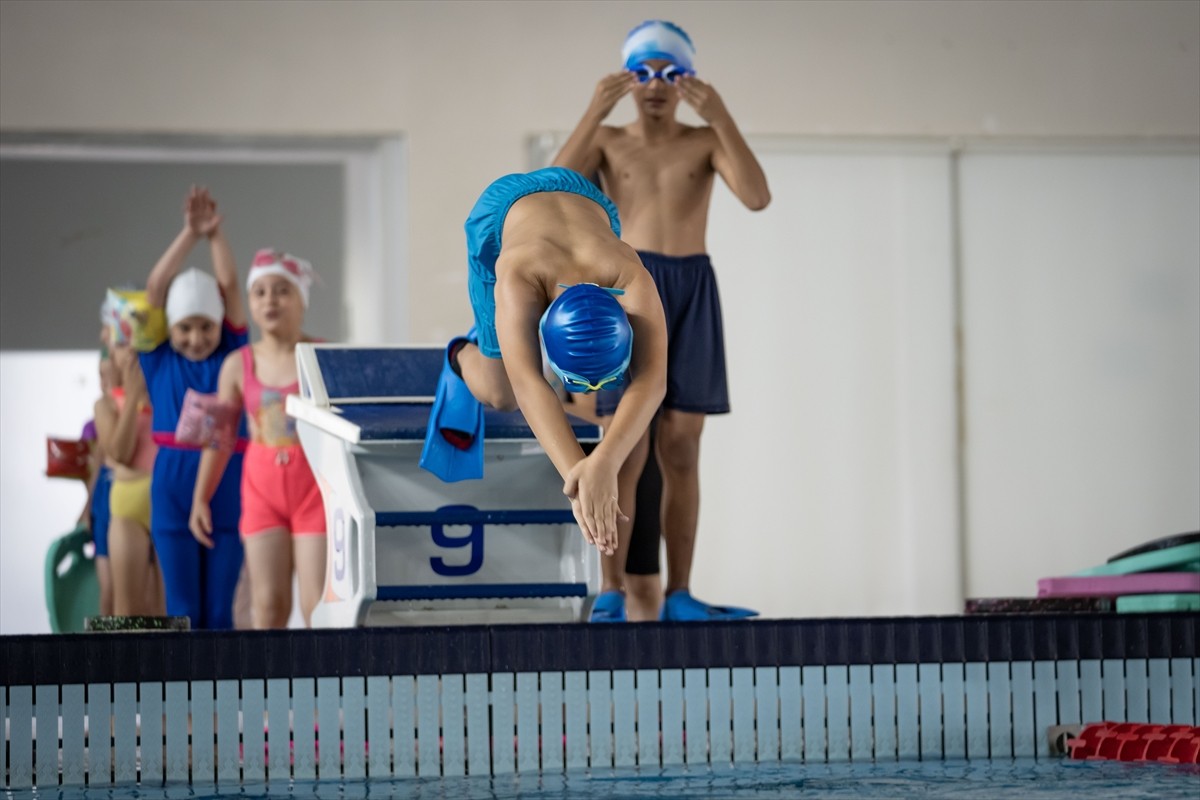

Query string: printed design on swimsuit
[253,387,298,447]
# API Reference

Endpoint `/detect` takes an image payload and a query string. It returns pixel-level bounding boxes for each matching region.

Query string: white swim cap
[165,268,224,326]
[246,248,315,307]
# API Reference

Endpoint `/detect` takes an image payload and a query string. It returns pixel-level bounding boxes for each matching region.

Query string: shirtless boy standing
[554,20,771,621]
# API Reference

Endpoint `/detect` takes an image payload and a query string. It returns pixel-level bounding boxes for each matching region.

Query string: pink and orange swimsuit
[238,345,326,537]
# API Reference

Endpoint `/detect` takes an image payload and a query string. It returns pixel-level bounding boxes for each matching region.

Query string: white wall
[698,143,960,618]
[0,352,99,634]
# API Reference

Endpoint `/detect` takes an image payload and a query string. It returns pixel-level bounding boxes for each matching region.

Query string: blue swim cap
[540,284,633,393]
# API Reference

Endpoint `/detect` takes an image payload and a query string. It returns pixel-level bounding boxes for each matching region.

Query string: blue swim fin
[588,590,627,623]
[659,589,759,622]
[419,334,484,482]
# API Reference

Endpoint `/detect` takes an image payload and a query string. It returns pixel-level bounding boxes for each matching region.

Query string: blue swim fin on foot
[588,590,627,623]
[419,333,484,482]
[659,589,758,622]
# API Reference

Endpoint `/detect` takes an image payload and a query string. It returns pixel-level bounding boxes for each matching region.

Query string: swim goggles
[629,63,693,84]
[556,368,625,393]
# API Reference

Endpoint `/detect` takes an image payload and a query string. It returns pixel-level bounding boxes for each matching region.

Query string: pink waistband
[153,431,249,453]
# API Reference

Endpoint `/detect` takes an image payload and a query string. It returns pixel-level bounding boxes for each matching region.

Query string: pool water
[17,760,1199,800]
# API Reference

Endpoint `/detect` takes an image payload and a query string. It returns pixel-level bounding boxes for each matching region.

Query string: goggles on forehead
[629,63,693,84]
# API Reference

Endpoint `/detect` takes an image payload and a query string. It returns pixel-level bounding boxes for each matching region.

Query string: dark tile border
[2,613,1195,686]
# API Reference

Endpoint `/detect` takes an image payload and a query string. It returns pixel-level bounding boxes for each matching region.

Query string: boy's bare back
[499,190,647,299]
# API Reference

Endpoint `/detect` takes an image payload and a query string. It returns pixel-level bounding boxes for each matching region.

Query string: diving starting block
[286,344,601,627]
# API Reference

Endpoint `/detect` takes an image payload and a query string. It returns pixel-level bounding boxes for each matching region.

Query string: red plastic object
[46,437,91,480]
[1066,722,1200,764]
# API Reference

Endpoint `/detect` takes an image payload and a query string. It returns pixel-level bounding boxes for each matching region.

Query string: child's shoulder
[222,345,250,372]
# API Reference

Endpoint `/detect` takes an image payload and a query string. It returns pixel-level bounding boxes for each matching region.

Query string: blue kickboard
[1073,541,1200,577]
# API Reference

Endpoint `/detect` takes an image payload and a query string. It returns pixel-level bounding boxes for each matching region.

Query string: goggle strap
[556,282,625,297]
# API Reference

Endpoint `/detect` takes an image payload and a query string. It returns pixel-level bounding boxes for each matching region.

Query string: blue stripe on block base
[376,509,576,527]
[377,583,588,601]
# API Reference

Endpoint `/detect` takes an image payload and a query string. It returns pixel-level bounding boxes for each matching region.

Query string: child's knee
[462,351,516,410]
[490,390,519,412]
[655,428,701,472]
[474,382,518,412]
[253,592,292,626]
[625,573,660,602]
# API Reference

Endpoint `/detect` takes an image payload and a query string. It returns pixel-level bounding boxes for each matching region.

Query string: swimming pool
[19,761,1200,799]
[3,614,1197,792]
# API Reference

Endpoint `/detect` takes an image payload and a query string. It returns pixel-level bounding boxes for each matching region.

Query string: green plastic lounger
[44,524,99,633]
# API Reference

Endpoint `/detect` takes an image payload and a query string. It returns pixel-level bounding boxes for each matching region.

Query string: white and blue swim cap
[622,20,695,72]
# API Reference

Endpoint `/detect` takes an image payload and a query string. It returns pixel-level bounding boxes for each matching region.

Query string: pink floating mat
[1038,572,1200,598]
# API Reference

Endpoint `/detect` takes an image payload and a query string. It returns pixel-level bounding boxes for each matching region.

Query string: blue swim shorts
[90,464,113,557]
[596,251,730,417]
[464,167,621,359]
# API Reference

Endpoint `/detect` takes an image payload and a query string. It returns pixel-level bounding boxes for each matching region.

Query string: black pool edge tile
[1076,616,1104,660]
[1169,614,1196,658]
[259,630,294,680]
[798,619,827,665]
[1100,616,1128,660]
[2,612,1197,685]
[162,631,193,682]
[1008,616,1033,662]
[210,631,241,681]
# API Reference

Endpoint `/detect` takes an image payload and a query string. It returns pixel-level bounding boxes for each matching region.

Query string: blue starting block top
[291,345,601,444]
[315,347,445,401]
[336,402,599,442]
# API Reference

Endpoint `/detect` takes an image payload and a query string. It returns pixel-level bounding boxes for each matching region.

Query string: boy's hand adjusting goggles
[629,63,694,84]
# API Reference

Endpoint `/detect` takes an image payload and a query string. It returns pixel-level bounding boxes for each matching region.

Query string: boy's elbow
[628,370,666,410]
[747,189,771,212]
[648,373,667,408]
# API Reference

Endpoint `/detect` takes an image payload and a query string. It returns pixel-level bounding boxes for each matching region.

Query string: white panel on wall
[0,351,99,634]
[959,147,1200,598]
[698,142,960,617]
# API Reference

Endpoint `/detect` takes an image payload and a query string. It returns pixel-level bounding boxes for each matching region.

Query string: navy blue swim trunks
[596,251,730,417]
